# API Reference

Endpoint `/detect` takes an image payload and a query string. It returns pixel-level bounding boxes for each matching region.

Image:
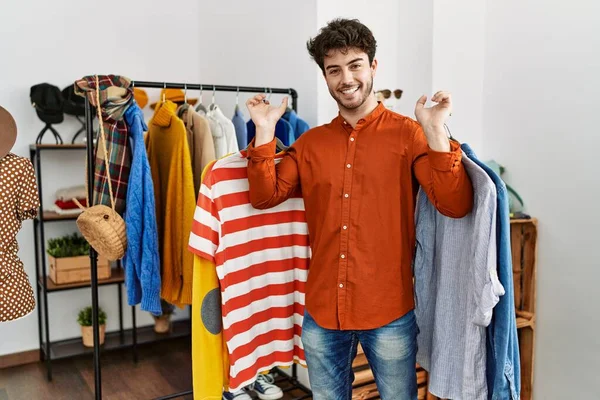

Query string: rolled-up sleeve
[412,126,474,218]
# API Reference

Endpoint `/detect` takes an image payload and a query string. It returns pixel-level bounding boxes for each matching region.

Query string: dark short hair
[307,18,377,74]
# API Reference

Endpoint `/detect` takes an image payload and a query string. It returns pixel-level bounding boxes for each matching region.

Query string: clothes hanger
[285,89,293,113]
[162,82,166,103]
[195,85,208,113]
[209,85,217,111]
[234,87,240,113]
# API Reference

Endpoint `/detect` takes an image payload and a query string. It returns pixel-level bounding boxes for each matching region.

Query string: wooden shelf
[39,211,81,222]
[43,268,124,292]
[42,320,190,361]
[30,143,86,151]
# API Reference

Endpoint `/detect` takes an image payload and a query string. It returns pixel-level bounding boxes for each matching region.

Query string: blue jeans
[301,310,418,400]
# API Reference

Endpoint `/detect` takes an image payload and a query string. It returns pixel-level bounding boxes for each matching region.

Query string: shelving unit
[29,143,190,382]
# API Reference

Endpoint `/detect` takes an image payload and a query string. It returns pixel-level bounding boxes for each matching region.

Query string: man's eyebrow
[325,57,365,71]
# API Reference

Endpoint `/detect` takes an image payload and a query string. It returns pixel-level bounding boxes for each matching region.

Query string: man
[245,18,473,400]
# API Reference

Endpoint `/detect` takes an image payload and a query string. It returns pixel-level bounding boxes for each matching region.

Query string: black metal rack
[82,79,310,400]
[30,145,193,382]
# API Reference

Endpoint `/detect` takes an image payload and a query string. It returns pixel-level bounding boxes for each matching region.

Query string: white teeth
[341,86,359,95]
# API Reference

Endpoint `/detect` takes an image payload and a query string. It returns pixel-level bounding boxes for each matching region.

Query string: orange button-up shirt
[247,103,473,330]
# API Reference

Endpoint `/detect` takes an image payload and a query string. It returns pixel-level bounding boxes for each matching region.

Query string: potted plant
[77,306,107,347]
[47,233,110,284]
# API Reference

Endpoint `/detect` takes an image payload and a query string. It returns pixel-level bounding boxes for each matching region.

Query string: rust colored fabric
[247,103,473,330]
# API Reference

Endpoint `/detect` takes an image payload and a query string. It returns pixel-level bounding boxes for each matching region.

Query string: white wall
[316,0,433,124]
[481,0,600,397]
[0,0,318,364]
[432,0,486,151]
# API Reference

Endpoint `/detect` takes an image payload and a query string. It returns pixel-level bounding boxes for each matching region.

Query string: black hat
[30,83,64,124]
[62,84,87,117]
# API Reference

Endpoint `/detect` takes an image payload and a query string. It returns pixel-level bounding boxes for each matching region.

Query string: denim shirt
[461,143,521,400]
[414,151,504,399]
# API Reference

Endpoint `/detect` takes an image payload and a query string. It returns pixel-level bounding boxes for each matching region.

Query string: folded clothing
[52,205,83,215]
[55,198,87,210]
[55,185,86,201]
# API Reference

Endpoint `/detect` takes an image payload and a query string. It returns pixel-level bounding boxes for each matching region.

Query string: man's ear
[371,58,378,77]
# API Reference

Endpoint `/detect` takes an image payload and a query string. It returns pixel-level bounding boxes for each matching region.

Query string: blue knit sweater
[123,103,162,316]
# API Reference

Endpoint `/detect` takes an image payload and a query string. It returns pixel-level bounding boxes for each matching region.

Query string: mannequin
[0,106,40,322]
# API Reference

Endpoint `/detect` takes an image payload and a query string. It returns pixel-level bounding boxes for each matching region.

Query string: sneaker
[222,389,252,400]
[250,373,283,400]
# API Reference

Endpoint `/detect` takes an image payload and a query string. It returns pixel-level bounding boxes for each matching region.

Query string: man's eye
[350,64,361,70]
[329,69,339,75]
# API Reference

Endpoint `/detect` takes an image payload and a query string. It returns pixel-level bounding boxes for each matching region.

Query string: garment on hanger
[191,160,230,399]
[282,109,310,140]
[206,104,238,159]
[146,100,195,306]
[74,75,133,215]
[414,149,504,399]
[122,101,161,316]
[462,143,521,400]
[231,106,247,150]
[0,154,39,322]
[188,151,309,392]
[177,103,216,195]
[246,118,294,147]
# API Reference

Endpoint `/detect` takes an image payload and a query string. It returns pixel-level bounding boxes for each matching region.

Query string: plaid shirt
[74,75,132,215]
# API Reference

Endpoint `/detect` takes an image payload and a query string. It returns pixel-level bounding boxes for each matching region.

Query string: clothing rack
[83,80,308,400]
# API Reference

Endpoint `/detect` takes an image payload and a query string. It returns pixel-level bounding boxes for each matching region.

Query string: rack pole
[130,81,298,113]
[85,95,103,400]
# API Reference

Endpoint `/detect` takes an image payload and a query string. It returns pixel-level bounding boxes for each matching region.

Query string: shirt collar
[337,101,386,131]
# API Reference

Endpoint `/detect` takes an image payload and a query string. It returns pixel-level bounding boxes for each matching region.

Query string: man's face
[323,48,377,111]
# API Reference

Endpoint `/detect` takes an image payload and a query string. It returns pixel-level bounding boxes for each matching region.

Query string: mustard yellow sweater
[146,100,195,306]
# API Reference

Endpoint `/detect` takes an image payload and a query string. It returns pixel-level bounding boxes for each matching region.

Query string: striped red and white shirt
[188,151,309,391]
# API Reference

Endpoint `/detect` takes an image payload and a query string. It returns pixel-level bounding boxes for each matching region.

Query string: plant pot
[153,314,172,334]
[81,324,106,347]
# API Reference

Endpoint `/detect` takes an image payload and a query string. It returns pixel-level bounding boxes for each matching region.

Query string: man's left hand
[415,91,452,152]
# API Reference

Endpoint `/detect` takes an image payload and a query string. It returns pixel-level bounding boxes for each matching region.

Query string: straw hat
[0,106,17,158]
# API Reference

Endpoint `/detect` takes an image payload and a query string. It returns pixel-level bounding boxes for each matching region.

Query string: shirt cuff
[427,139,462,171]
[247,137,277,160]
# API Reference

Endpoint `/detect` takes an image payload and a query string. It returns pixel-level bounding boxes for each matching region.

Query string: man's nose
[341,69,354,85]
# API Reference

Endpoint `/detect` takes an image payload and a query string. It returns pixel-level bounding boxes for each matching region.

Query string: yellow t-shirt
[192,160,229,399]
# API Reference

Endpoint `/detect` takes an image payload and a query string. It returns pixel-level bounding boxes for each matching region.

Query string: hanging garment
[231,106,248,150]
[146,100,195,306]
[192,160,231,399]
[461,143,521,400]
[206,105,238,159]
[246,118,294,147]
[122,102,161,316]
[0,154,39,322]
[74,75,133,215]
[188,151,309,392]
[414,150,504,399]
[282,109,310,140]
[177,104,216,195]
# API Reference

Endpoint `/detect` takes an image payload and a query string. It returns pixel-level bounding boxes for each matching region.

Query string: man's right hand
[246,94,288,147]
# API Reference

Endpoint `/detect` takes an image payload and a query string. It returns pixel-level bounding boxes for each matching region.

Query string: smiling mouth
[340,86,360,95]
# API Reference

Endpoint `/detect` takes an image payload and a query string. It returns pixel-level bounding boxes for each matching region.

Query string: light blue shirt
[461,143,521,400]
[414,150,504,399]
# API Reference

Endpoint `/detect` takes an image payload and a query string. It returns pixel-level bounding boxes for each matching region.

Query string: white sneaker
[250,373,284,400]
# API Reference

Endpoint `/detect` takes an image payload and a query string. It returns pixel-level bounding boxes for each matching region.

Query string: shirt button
[350,137,355,142]
[340,254,346,259]
[343,225,347,230]
[344,193,349,198]
[346,164,351,168]
[339,283,344,288]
